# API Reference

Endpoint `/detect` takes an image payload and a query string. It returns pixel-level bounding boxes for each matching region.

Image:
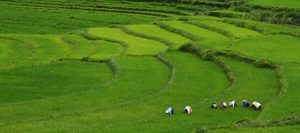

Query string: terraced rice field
[0,0,299,132]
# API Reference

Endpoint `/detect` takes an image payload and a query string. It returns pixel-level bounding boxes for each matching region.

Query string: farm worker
[211,102,217,108]
[221,101,227,108]
[165,107,174,116]
[243,100,250,107]
[229,100,237,108]
[251,101,262,110]
[184,106,192,114]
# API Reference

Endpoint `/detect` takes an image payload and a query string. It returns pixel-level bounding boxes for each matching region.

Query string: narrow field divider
[156,54,176,91]
[61,35,81,58]
[180,43,237,91]
[81,31,128,55]
[184,21,234,38]
[154,22,201,41]
[118,26,174,50]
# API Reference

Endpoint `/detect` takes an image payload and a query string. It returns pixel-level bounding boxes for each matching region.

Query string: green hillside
[0,0,299,132]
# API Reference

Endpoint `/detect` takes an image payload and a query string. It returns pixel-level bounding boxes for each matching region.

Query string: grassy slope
[0,0,299,131]
[88,27,168,55]
[0,52,229,133]
[125,24,191,49]
[0,56,169,129]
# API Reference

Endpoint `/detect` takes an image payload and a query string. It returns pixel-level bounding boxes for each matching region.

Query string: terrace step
[89,40,123,61]
[63,34,96,60]
[190,20,262,39]
[88,27,168,55]
[124,24,191,50]
[159,21,231,49]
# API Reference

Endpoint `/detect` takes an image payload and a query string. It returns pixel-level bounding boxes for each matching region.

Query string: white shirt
[166,107,173,114]
[212,104,217,108]
[222,102,227,107]
[184,106,192,114]
[229,101,236,107]
[252,101,261,109]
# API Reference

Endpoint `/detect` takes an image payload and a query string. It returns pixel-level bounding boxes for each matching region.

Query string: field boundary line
[184,20,234,38]
[156,54,176,91]
[61,35,82,59]
[118,26,175,50]
[82,30,128,55]
[154,22,201,41]
[256,65,288,120]
[179,44,237,106]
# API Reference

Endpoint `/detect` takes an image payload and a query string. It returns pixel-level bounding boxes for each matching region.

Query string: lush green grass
[88,27,168,55]
[125,24,191,49]
[248,0,300,9]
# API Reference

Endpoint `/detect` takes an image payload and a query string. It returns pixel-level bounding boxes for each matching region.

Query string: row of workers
[165,100,262,115]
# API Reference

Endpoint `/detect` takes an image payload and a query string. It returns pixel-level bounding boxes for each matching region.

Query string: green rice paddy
[0,0,299,132]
